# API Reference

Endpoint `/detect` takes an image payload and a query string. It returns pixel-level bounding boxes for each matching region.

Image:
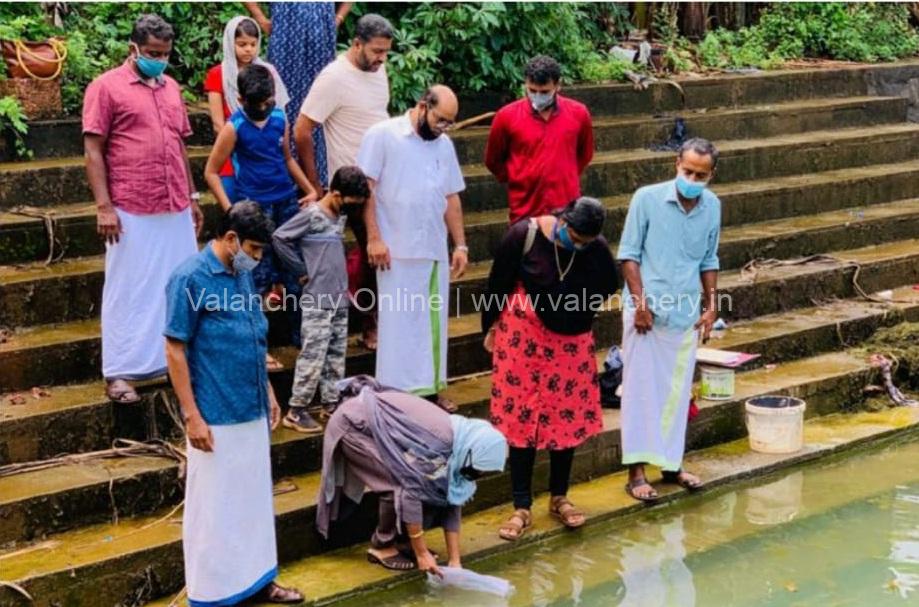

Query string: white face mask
[528,90,556,112]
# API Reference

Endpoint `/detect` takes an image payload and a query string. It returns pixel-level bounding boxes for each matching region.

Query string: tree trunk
[679,2,708,40]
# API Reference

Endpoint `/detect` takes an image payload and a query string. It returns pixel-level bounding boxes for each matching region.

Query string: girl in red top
[204,16,289,203]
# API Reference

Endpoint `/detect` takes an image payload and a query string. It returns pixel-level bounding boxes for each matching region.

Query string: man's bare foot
[662,469,703,490]
[266,353,284,371]
[361,327,378,350]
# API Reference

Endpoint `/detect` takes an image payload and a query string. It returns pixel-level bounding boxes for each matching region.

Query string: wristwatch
[455,245,469,253]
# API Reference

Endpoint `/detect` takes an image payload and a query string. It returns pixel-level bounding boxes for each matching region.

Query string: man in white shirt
[357,85,468,411]
[295,12,392,350]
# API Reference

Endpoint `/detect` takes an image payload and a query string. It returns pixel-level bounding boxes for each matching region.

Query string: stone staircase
[2,62,919,606]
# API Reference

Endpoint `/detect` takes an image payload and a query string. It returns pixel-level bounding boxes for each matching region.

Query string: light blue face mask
[231,237,259,273]
[133,46,168,79]
[676,173,707,199]
[554,222,584,251]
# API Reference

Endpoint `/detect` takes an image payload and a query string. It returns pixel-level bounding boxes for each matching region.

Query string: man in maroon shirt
[485,55,595,224]
[83,14,203,404]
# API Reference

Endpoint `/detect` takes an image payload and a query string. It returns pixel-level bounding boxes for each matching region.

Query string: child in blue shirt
[206,64,317,351]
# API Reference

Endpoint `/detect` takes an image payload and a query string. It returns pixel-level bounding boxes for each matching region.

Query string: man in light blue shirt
[617,138,721,502]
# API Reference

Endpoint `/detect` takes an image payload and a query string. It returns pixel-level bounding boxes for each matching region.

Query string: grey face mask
[528,90,555,112]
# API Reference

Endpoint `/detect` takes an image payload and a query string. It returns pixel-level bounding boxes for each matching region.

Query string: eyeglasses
[428,108,456,131]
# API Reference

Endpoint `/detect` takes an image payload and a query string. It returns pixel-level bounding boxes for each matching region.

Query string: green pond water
[347,439,919,606]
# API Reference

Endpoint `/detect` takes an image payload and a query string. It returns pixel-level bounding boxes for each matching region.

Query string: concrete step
[0,347,896,606]
[4,284,917,467]
[5,123,919,213]
[8,58,914,163]
[210,408,919,607]
[2,288,916,546]
[7,157,919,266]
[3,235,919,393]
[451,95,907,165]
[5,198,919,329]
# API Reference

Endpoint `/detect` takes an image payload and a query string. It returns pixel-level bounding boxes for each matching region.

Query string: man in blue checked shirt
[164,202,303,605]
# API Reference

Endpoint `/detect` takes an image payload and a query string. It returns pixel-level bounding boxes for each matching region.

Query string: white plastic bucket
[745,396,806,454]
[700,365,734,400]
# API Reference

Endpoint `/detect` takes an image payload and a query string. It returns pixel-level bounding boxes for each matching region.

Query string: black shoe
[282,408,323,435]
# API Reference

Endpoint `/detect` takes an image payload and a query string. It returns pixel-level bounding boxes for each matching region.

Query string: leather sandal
[367,550,417,571]
[625,477,659,502]
[251,581,304,604]
[498,508,531,541]
[549,496,586,529]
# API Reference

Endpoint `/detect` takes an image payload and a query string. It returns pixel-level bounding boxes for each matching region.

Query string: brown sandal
[106,379,141,404]
[549,496,586,529]
[252,581,304,604]
[498,508,531,541]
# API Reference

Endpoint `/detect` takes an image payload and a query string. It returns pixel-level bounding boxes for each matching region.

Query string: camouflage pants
[289,306,348,409]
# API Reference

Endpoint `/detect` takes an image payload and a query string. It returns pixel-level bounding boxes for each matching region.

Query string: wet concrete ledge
[154,406,919,607]
[0,347,891,606]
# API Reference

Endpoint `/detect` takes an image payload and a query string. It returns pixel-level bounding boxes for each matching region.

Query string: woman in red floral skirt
[482,197,619,541]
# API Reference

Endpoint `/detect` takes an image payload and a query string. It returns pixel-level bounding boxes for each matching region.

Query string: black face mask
[417,108,440,141]
[244,101,275,122]
[459,450,482,481]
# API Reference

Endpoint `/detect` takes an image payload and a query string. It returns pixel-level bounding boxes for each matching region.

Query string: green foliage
[343,2,630,111]
[0,95,32,158]
[700,2,919,70]
[58,2,242,111]
[578,54,635,83]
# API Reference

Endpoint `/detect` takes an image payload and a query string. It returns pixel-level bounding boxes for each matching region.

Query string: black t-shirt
[481,218,620,335]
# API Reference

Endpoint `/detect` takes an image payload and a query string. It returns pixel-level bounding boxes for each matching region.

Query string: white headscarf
[221,16,290,116]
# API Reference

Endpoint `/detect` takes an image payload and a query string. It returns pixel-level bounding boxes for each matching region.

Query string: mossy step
[5,123,919,212]
[0,348,889,607]
[449,95,907,165]
[7,157,919,266]
[237,407,919,607]
[4,284,917,468]
[3,237,919,393]
[4,198,919,330]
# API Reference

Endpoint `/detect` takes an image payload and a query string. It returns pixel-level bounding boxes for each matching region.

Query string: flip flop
[106,379,141,404]
[625,478,659,503]
[661,469,703,491]
[366,550,417,571]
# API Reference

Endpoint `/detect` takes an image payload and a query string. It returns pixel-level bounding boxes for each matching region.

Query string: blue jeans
[235,195,302,347]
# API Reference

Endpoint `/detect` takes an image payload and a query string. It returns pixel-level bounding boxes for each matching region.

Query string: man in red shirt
[485,55,595,224]
[83,14,203,404]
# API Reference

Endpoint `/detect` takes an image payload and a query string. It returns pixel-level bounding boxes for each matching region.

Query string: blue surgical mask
[554,222,583,251]
[231,237,259,273]
[133,47,168,79]
[528,91,555,112]
[676,173,707,199]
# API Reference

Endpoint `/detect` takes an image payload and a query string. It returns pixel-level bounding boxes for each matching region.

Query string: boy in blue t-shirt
[206,63,318,352]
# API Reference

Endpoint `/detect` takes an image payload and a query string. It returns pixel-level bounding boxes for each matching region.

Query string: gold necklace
[554,242,576,282]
